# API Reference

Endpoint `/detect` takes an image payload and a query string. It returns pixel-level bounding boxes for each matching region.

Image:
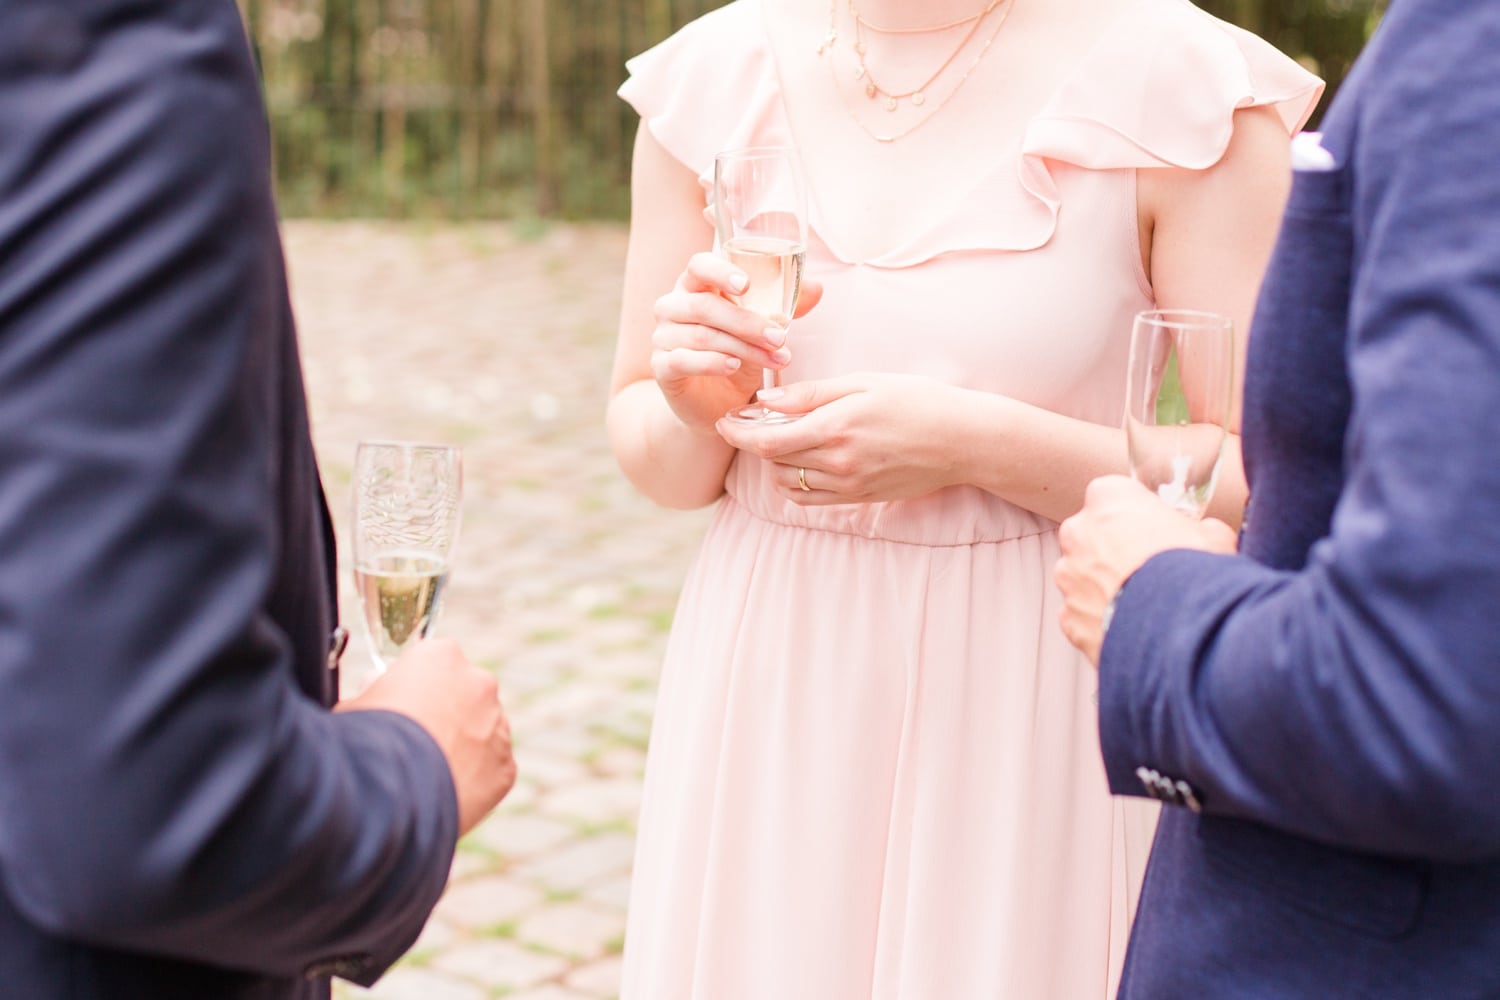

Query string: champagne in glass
[715,147,810,425]
[352,441,463,671]
[354,550,451,664]
[1124,310,1235,518]
[723,235,805,327]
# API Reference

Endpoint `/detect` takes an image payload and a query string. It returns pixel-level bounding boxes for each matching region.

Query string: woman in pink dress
[608,0,1321,996]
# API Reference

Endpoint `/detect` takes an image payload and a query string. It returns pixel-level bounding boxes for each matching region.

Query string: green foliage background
[240,0,1382,220]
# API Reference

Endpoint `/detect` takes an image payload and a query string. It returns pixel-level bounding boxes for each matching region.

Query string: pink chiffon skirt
[621,491,1157,999]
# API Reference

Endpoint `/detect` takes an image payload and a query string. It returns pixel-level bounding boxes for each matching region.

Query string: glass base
[724,403,804,425]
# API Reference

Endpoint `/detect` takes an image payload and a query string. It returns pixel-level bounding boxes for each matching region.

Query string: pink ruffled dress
[618,3,1320,997]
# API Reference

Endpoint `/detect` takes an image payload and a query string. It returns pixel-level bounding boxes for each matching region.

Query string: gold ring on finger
[798,467,811,492]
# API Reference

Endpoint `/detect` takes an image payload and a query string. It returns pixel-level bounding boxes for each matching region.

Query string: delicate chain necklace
[818,0,1017,143]
[851,0,1000,110]
[852,0,995,35]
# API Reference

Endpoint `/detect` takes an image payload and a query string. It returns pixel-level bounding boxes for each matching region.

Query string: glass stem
[761,365,777,415]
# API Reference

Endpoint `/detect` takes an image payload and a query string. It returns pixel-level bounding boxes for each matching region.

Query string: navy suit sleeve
[1098,7,1500,862]
[0,1,456,983]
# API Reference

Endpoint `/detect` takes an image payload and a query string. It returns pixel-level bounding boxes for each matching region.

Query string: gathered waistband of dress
[722,481,1059,549]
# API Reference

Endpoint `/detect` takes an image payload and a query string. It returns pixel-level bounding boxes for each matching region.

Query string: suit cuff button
[326,626,350,672]
[1174,779,1204,813]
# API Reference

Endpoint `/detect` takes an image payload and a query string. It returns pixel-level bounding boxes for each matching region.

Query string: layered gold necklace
[818,0,1018,143]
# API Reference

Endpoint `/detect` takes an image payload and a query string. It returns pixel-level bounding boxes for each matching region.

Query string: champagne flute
[715,146,809,425]
[352,440,462,671]
[1124,310,1235,518]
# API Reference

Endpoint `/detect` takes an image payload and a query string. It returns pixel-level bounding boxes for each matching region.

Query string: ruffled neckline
[621,0,1323,270]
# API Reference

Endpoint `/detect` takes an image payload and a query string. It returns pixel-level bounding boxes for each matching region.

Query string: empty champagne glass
[715,146,809,425]
[352,441,462,671]
[1125,310,1235,518]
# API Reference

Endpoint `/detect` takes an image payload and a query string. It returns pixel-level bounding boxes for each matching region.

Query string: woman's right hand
[650,251,821,432]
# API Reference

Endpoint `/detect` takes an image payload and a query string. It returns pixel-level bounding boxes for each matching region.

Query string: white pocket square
[1291,131,1338,172]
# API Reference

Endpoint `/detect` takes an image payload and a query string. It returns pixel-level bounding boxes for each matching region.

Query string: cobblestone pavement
[285,221,709,1000]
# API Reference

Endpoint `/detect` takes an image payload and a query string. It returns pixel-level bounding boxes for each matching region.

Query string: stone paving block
[511,747,593,789]
[510,983,591,1000]
[511,833,637,893]
[448,849,495,883]
[540,778,642,827]
[585,651,664,684]
[503,644,583,676]
[430,939,571,991]
[616,690,660,718]
[577,619,654,652]
[508,986,594,1000]
[581,873,633,911]
[407,915,461,958]
[470,811,576,859]
[519,720,613,759]
[437,875,546,931]
[514,607,603,646]
[515,902,625,960]
[591,746,647,780]
[566,956,625,998]
[497,669,572,704]
[498,775,542,811]
[339,966,488,1000]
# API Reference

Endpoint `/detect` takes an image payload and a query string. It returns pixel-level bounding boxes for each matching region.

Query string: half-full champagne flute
[715,146,809,425]
[352,441,463,671]
[1124,310,1235,518]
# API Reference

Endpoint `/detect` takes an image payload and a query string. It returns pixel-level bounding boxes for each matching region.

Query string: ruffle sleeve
[1026,2,1323,173]
[618,0,1324,267]
[904,0,1326,263]
[617,1,788,195]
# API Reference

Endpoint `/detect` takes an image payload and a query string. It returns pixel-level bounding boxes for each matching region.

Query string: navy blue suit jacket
[0,2,457,996]
[1100,1,1500,995]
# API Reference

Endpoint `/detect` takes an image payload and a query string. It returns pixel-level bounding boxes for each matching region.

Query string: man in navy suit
[0,1,516,996]
[1055,0,1500,995]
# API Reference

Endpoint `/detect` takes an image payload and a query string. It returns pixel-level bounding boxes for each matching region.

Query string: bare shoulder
[1140,105,1293,227]
[1137,105,1293,284]
[630,122,703,200]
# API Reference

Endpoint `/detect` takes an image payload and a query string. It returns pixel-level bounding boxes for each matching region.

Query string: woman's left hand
[714,373,964,505]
